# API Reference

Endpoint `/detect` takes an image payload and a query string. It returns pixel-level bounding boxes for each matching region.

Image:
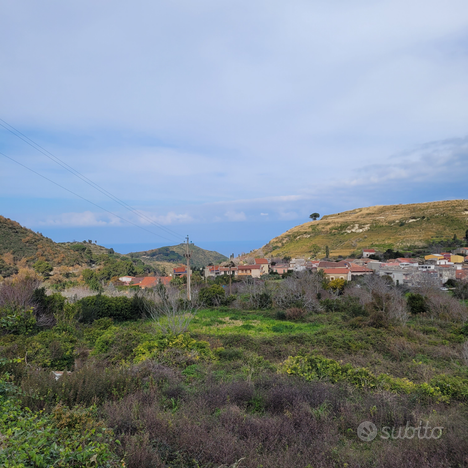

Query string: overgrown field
[1,271,468,467]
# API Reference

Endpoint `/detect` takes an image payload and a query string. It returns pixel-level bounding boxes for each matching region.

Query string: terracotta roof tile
[255,258,269,264]
[323,268,350,274]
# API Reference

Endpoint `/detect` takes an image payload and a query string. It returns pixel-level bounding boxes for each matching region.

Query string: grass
[251,199,468,258]
[3,284,468,468]
[190,308,324,337]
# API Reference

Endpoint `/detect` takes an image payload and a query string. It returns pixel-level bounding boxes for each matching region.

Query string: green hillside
[0,217,155,280]
[0,216,91,274]
[255,200,468,258]
[129,244,228,268]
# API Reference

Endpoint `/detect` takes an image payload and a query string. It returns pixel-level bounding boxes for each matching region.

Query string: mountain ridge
[128,244,228,268]
[0,216,228,277]
[253,199,468,258]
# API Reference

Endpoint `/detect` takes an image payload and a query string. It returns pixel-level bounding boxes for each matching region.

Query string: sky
[1,0,468,257]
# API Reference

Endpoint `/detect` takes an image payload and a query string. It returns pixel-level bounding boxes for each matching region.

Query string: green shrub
[0,306,36,335]
[78,294,145,323]
[32,288,66,317]
[407,293,428,314]
[276,310,287,320]
[280,353,449,403]
[461,323,468,336]
[134,333,216,367]
[271,324,295,333]
[92,326,151,363]
[199,284,225,306]
[216,347,244,361]
[25,329,77,370]
[0,385,120,467]
[430,374,468,401]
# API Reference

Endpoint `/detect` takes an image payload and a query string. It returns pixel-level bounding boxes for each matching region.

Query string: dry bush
[384,337,418,362]
[233,280,272,310]
[19,363,149,410]
[360,276,409,326]
[273,272,323,312]
[412,272,442,295]
[101,373,468,468]
[0,272,41,313]
[143,284,199,334]
[426,292,468,322]
[285,307,306,321]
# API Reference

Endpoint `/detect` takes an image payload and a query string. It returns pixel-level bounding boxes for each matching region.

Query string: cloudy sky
[1,0,468,256]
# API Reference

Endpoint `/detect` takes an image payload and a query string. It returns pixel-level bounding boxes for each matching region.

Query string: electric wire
[0,150,177,243]
[0,118,184,241]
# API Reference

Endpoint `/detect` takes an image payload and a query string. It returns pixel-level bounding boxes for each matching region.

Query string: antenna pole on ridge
[184,235,192,301]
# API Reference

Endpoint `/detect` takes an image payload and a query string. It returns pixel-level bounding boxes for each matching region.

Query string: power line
[0,118,184,241]
[0,150,178,243]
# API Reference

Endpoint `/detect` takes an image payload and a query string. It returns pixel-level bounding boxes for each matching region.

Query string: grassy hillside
[129,244,228,268]
[256,200,468,258]
[0,217,158,281]
[0,216,91,271]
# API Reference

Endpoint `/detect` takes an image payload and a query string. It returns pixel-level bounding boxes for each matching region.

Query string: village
[118,246,468,289]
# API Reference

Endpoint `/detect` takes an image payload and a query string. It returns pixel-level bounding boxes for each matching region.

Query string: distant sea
[106,240,268,258]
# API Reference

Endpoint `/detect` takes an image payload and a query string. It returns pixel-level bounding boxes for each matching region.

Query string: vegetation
[129,243,228,268]
[1,263,468,466]
[253,199,468,258]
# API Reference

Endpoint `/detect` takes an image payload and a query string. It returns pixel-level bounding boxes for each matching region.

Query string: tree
[199,284,225,306]
[407,293,427,315]
[309,213,320,221]
[33,260,53,276]
[325,246,330,258]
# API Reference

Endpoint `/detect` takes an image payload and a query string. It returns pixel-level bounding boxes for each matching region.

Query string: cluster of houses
[118,247,468,289]
[203,247,468,286]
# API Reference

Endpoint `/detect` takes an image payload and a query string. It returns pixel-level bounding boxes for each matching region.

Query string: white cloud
[2,1,468,243]
[260,213,268,216]
[137,211,194,226]
[38,211,122,227]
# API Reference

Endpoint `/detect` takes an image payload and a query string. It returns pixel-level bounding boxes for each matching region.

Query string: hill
[0,217,157,280]
[129,244,228,268]
[0,216,94,276]
[254,200,468,258]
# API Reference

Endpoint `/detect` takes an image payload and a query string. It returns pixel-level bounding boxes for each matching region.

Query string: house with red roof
[362,249,376,258]
[129,276,171,289]
[349,264,374,278]
[254,258,270,274]
[173,266,191,277]
[322,268,351,281]
[456,269,468,281]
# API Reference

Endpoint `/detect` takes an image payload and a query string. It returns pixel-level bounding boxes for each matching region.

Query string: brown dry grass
[253,199,468,258]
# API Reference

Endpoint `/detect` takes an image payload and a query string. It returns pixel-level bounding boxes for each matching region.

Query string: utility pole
[184,235,192,301]
[228,253,234,296]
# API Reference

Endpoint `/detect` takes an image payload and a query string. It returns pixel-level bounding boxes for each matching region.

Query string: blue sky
[1,0,468,256]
